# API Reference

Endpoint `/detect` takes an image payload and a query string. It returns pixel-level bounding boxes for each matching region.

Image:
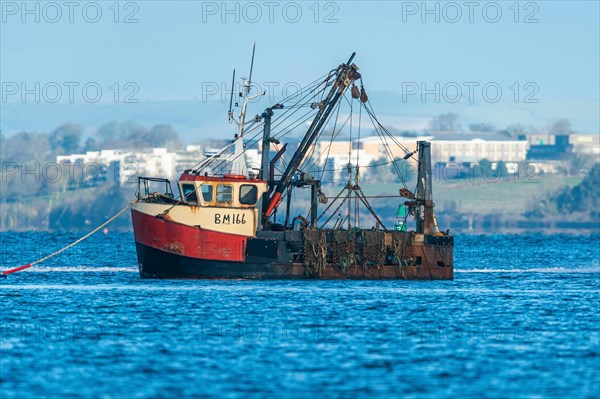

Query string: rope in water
[1,199,138,276]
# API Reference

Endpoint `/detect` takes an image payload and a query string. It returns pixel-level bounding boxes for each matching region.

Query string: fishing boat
[130,51,453,279]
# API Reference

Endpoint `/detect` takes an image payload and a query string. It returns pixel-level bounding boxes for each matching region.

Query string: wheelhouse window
[200,184,214,203]
[216,184,233,203]
[181,184,198,204]
[239,184,258,205]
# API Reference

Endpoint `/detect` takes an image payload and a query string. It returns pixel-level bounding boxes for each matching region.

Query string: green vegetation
[0,121,182,231]
[0,184,133,232]
[527,163,600,220]
[0,121,183,200]
[361,175,584,216]
[1,116,596,232]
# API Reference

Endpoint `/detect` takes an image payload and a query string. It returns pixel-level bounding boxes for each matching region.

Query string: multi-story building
[428,131,528,164]
[56,130,543,188]
[519,132,599,162]
[569,134,600,157]
[57,146,204,185]
[311,131,528,180]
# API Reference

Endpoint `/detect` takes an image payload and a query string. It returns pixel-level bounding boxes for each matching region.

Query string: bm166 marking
[214,213,246,225]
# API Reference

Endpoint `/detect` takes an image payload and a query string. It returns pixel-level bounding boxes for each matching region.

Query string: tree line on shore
[526,163,600,221]
[1,117,597,232]
[0,121,183,231]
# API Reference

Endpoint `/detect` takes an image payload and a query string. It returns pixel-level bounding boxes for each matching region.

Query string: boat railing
[136,177,175,202]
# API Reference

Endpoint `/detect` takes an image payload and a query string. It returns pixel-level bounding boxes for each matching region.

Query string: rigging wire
[302,110,351,175]
[347,95,353,230]
[295,81,358,175]
[359,101,409,189]
[363,99,414,158]
[355,93,362,228]
[190,63,418,230]
[317,101,343,182]
[193,70,333,175]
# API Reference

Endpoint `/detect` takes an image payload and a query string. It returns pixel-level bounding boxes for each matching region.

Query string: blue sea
[1,233,599,398]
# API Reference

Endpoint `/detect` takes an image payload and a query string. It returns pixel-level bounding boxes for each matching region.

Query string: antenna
[236,43,258,138]
[228,69,235,122]
[248,42,256,90]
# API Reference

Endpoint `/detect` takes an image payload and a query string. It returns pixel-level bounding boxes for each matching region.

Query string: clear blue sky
[1,1,599,134]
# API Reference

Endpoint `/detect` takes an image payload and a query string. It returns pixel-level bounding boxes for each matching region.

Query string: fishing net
[362,230,386,268]
[303,229,327,277]
[392,231,414,266]
[330,230,355,274]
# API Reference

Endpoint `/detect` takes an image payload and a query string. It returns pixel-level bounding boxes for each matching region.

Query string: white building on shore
[427,131,528,164]
[311,131,528,180]
[56,131,535,186]
[56,145,204,185]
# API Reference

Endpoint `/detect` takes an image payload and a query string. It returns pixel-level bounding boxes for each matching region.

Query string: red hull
[131,209,247,262]
[131,208,453,280]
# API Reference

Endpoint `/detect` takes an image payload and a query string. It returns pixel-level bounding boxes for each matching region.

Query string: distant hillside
[529,163,600,219]
[552,163,600,217]
[2,94,599,142]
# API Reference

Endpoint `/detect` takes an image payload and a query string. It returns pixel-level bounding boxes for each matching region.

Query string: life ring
[224,174,246,179]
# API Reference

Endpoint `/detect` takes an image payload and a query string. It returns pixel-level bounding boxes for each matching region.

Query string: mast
[237,42,256,138]
[416,141,434,234]
[227,69,235,123]
[228,43,258,176]
[263,52,360,219]
[260,107,273,181]
[256,104,276,231]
